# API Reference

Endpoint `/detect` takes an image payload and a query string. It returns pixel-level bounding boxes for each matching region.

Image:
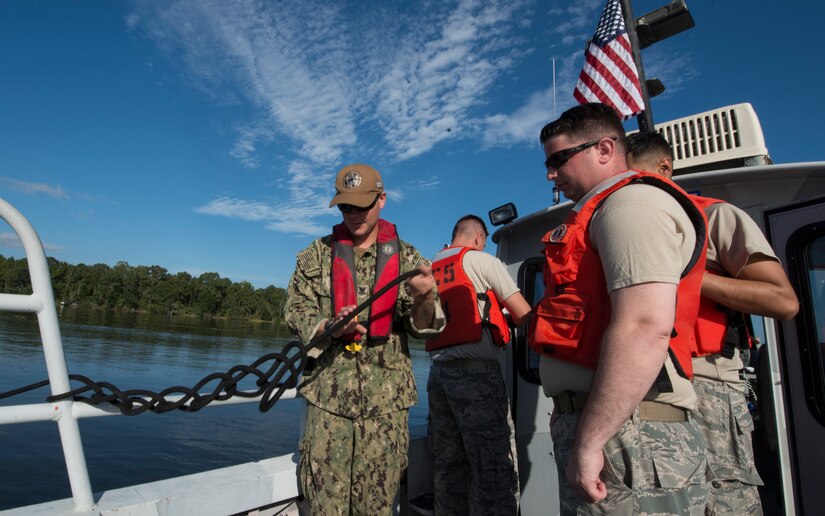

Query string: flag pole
[620,0,654,132]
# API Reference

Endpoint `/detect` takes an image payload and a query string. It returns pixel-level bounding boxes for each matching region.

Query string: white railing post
[0,197,95,511]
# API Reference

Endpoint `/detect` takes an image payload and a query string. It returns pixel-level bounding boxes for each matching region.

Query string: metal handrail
[0,197,303,512]
[0,197,94,510]
[0,389,298,426]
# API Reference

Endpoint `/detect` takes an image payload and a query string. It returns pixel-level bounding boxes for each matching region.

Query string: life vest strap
[655,364,674,393]
[477,292,491,324]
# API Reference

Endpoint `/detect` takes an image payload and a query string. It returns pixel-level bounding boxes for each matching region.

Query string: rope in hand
[0,269,424,414]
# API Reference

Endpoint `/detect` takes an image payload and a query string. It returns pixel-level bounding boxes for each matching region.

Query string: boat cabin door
[764,196,825,515]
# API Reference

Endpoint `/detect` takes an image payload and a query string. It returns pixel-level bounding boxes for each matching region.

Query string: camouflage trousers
[299,403,409,516]
[551,407,708,515]
[427,362,519,515]
[693,377,763,515]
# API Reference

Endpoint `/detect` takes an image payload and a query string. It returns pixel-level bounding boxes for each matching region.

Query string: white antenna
[552,57,556,116]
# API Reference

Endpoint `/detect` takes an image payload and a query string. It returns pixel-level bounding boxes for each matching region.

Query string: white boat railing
[0,197,297,513]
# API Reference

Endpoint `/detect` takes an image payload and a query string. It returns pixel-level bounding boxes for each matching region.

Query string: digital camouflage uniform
[428,362,519,515]
[551,409,707,515]
[693,376,763,515]
[427,249,520,515]
[285,233,443,516]
[538,179,711,516]
[692,201,776,516]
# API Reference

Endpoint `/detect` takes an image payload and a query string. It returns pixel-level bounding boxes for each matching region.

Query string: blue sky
[1,0,822,289]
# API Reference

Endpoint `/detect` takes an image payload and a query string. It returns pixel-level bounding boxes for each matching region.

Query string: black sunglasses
[544,136,617,170]
[338,195,380,214]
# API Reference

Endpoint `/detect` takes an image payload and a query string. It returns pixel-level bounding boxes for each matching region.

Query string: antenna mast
[552,57,556,116]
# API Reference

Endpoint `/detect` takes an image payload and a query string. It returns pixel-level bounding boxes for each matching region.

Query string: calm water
[0,309,432,510]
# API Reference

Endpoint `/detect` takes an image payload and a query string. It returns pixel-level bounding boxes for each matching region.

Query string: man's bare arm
[702,256,799,320]
[502,292,533,326]
[410,264,438,329]
[567,282,676,503]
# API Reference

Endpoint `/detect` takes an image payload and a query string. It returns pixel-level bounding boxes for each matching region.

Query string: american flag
[573,0,644,120]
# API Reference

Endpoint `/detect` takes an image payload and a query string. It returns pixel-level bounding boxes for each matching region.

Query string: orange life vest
[690,195,755,358]
[528,172,708,382]
[426,246,511,351]
[331,219,400,342]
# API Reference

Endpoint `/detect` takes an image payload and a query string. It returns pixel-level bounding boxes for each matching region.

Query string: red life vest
[331,219,400,342]
[528,172,708,382]
[426,246,511,351]
[690,196,756,358]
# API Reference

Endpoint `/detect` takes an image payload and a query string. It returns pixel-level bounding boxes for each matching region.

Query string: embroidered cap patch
[343,171,362,189]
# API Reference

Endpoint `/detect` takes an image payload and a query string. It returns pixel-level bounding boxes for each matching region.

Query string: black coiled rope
[0,269,423,415]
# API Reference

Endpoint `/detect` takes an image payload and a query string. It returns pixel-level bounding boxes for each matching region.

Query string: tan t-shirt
[540,175,698,409]
[430,248,521,361]
[691,202,780,387]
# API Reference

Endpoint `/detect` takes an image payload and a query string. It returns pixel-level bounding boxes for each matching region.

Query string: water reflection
[0,309,431,510]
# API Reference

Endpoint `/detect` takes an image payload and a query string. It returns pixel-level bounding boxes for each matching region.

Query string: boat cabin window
[809,237,825,346]
[516,257,544,385]
[789,224,825,421]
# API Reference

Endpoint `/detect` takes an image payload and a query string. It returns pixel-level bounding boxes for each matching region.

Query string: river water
[0,309,432,511]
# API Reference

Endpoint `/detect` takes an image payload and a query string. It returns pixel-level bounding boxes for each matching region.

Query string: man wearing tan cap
[285,163,445,515]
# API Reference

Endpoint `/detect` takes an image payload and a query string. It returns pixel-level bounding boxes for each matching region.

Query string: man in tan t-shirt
[532,103,709,515]
[428,215,532,515]
[628,131,799,515]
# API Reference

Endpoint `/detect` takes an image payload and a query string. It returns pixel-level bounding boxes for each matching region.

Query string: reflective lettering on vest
[427,246,511,351]
[331,219,400,342]
[528,172,708,380]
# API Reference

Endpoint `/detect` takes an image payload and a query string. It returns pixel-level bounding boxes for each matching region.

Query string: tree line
[0,254,288,321]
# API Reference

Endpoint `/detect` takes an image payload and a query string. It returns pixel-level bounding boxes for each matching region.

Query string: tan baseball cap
[329,163,384,207]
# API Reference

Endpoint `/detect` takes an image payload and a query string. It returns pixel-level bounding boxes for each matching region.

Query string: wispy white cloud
[195,197,275,221]
[482,89,555,148]
[130,0,359,166]
[0,232,62,252]
[476,1,602,149]
[229,126,271,169]
[135,0,692,236]
[642,47,700,98]
[481,49,582,147]
[132,0,539,166]
[0,232,23,249]
[479,2,698,148]
[385,189,405,204]
[406,176,441,191]
[550,0,602,37]
[131,0,541,235]
[196,196,332,236]
[195,160,336,235]
[0,177,69,199]
[372,0,534,160]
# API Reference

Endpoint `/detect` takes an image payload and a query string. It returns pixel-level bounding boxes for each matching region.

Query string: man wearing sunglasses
[284,163,445,515]
[529,103,710,515]
[627,131,798,515]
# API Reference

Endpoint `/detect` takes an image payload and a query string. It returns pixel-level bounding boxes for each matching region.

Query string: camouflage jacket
[284,233,445,419]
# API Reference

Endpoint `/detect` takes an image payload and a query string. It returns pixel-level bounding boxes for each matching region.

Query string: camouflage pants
[427,363,519,515]
[299,403,409,516]
[551,407,708,515]
[693,377,763,515]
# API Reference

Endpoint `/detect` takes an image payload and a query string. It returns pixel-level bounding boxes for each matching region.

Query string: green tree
[0,254,288,321]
